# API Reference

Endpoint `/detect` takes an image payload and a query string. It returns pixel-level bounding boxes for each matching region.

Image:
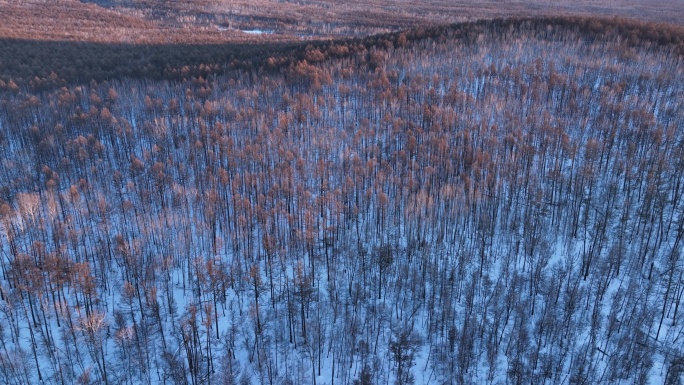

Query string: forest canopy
[0,16,684,385]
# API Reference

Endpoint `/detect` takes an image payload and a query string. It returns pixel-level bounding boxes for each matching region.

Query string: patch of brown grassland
[2,0,684,43]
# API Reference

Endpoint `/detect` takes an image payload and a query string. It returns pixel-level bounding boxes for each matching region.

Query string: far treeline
[1,16,684,91]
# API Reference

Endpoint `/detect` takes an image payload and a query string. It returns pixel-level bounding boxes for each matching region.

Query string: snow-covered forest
[1,19,684,384]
